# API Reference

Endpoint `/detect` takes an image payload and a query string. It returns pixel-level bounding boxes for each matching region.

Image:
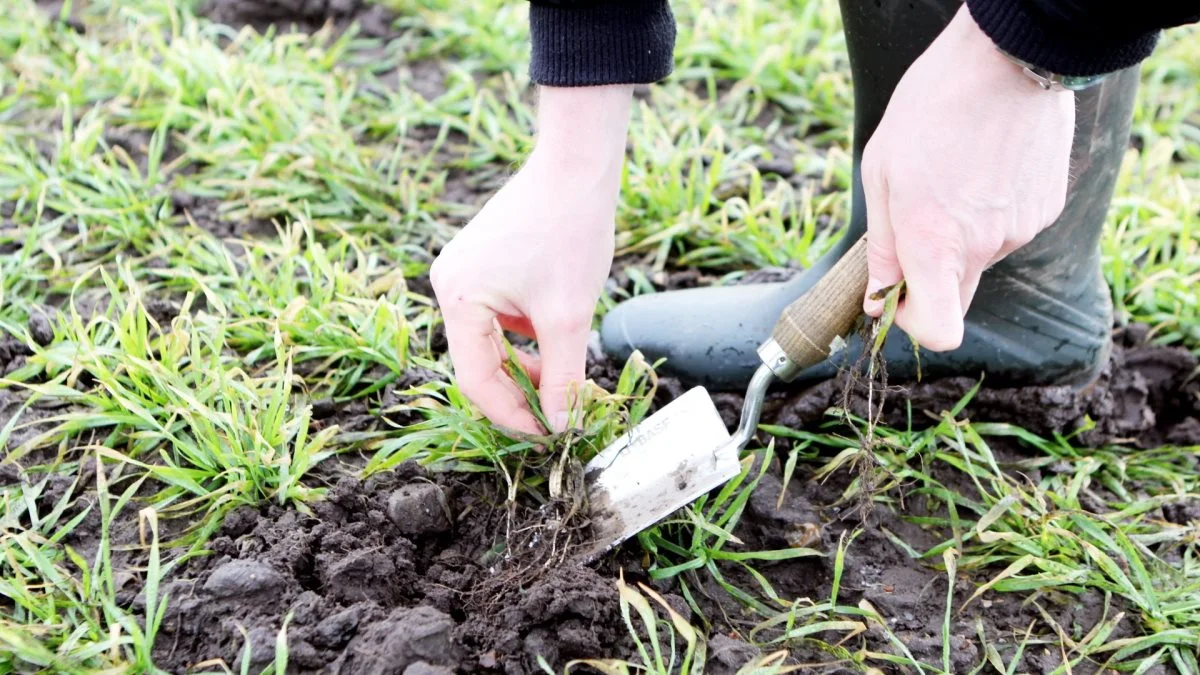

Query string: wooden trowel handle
[769,233,870,371]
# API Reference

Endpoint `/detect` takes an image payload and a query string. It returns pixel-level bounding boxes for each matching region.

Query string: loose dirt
[146,466,635,674]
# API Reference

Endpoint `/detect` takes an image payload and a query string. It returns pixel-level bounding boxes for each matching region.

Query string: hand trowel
[581,233,870,561]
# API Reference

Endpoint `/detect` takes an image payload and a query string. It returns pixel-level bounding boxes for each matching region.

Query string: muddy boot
[599,0,1139,391]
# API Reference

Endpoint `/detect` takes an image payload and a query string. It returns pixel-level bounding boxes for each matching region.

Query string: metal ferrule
[757,338,800,382]
[728,364,775,451]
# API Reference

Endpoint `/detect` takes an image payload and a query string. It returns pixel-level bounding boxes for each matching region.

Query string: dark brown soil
[146,466,637,674]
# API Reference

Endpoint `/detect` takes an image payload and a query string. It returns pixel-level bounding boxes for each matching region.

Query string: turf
[1,0,1198,672]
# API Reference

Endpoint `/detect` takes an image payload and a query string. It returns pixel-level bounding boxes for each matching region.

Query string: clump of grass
[5,267,346,547]
[672,0,852,135]
[1103,138,1200,350]
[613,87,850,278]
[382,0,530,76]
[1103,26,1200,351]
[0,457,168,672]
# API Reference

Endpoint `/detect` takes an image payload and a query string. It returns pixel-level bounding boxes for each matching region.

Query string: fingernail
[551,412,570,434]
[863,276,886,315]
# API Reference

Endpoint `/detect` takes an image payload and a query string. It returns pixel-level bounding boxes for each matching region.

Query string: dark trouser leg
[599,0,1139,391]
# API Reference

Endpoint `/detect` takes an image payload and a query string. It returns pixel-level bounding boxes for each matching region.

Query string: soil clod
[747,468,823,549]
[203,560,286,598]
[27,310,54,346]
[233,626,279,669]
[312,605,363,649]
[388,482,452,536]
[331,605,460,674]
[708,634,764,675]
[1162,498,1200,525]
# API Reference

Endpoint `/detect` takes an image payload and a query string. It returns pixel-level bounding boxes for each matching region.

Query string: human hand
[860,4,1075,351]
[430,85,633,435]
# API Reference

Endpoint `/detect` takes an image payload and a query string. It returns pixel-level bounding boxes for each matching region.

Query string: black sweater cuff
[965,0,1160,77]
[528,0,676,86]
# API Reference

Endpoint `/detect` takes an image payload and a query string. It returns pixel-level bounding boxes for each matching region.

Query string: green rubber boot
[599,0,1139,391]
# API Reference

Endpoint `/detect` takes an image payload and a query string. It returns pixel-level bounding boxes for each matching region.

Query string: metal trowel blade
[580,386,741,561]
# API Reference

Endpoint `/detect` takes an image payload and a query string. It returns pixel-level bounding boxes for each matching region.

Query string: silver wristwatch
[997,49,1110,92]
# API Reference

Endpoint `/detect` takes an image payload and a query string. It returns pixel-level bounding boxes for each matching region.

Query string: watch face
[1062,75,1106,91]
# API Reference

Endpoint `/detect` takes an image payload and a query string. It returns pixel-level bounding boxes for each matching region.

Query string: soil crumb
[387,482,452,536]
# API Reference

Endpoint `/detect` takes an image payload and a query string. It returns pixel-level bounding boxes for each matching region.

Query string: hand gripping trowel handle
[756,233,871,382]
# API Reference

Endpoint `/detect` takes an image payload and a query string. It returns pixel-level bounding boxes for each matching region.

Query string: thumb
[862,171,902,317]
[532,311,593,433]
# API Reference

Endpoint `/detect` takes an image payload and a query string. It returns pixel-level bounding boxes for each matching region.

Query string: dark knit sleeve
[966,0,1200,76]
[528,0,676,86]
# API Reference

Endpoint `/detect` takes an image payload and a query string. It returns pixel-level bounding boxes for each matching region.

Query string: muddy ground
[3,283,1197,673]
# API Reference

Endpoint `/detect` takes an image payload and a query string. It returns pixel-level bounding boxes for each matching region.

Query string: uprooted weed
[822,279,914,524]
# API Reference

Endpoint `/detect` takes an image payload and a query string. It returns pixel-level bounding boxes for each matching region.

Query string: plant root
[461,438,597,613]
[833,281,913,524]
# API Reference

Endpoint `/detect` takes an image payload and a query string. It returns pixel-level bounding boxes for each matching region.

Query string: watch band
[996,49,1110,92]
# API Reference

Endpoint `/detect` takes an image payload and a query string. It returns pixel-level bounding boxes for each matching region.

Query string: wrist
[946,4,1074,95]
[950,4,1108,94]
[530,85,633,173]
